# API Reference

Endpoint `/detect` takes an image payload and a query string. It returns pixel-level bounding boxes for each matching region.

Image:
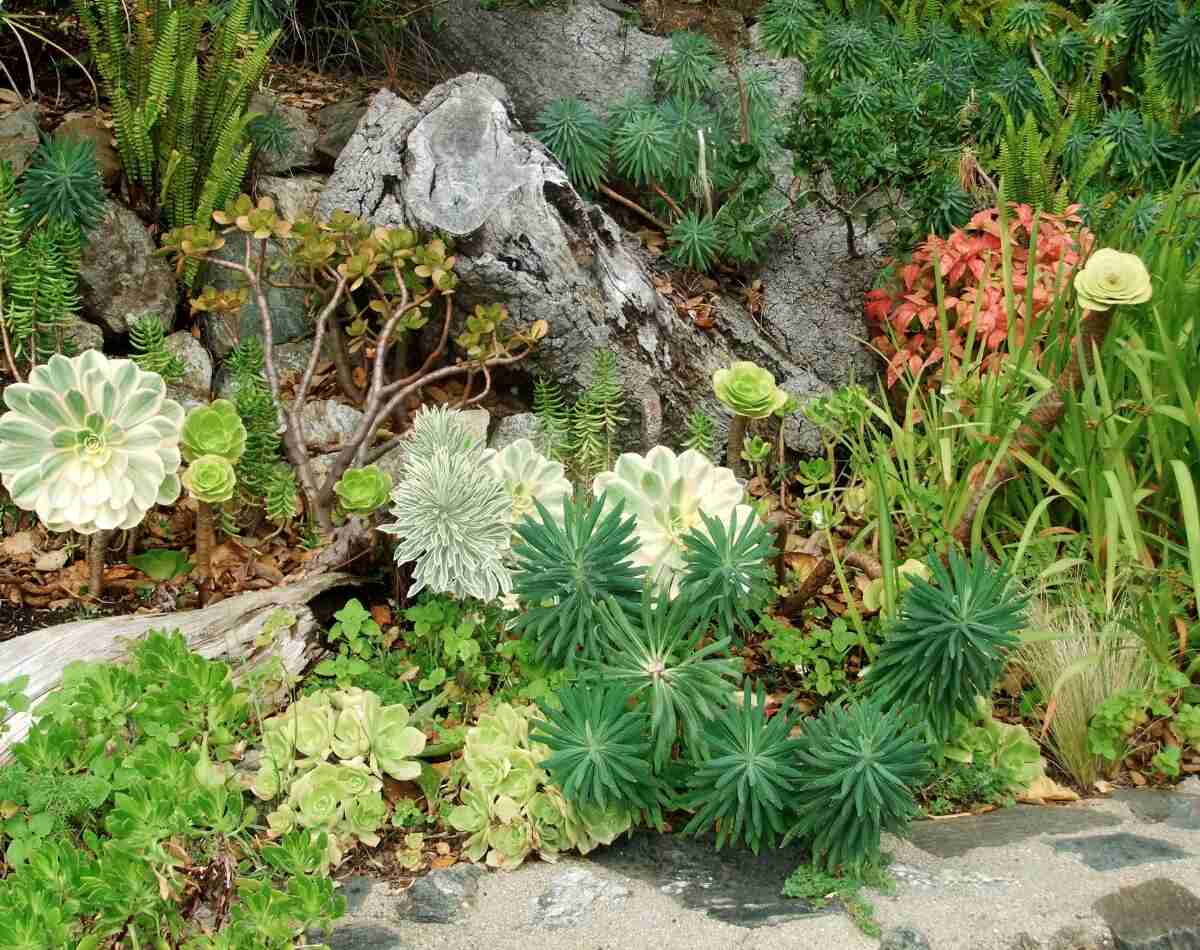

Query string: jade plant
[711,360,788,473]
[592,446,756,591]
[333,465,393,516]
[449,702,633,870]
[0,351,184,595]
[251,688,427,868]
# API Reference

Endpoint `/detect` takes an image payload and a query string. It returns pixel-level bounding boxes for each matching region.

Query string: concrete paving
[324,782,1200,950]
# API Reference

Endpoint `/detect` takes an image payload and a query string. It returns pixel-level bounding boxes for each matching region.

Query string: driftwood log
[0,572,353,756]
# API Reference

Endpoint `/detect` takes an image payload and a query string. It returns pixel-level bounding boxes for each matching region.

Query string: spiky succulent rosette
[592,446,754,589]
[0,351,184,533]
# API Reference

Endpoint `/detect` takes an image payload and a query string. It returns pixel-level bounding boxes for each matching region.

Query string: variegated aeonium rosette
[0,351,184,533]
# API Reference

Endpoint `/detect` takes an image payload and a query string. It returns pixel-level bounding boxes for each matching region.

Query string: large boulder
[250,93,319,175]
[319,75,874,454]
[78,200,179,336]
[0,103,39,177]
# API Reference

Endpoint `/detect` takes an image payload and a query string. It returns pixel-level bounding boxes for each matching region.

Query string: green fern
[570,350,627,481]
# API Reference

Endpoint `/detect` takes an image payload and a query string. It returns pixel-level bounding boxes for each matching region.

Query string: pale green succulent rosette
[372,703,427,780]
[0,351,184,533]
[1073,248,1152,312]
[180,398,246,463]
[480,438,572,524]
[486,816,534,870]
[711,360,789,418]
[343,791,389,844]
[290,762,345,830]
[333,465,393,514]
[592,446,756,588]
[181,454,237,504]
[278,693,337,760]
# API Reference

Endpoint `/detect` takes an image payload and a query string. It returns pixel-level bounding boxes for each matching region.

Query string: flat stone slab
[1113,789,1200,831]
[888,861,1013,893]
[905,805,1122,858]
[1051,832,1192,871]
[589,831,831,927]
[1094,878,1200,950]
[531,867,631,929]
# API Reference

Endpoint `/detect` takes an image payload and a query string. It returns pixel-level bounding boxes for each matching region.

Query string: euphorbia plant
[159,195,548,537]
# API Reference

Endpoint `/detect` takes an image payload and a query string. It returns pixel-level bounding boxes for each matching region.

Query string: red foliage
[866,205,1093,389]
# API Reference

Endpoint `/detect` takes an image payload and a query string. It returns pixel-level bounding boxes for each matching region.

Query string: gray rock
[905,804,1122,860]
[322,924,402,950]
[78,200,179,335]
[315,99,369,170]
[202,231,311,359]
[320,76,854,455]
[0,103,39,176]
[63,319,104,354]
[163,330,213,399]
[250,92,319,174]
[1094,878,1200,950]
[880,927,932,950]
[1178,776,1200,797]
[256,173,327,220]
[489,412,538,450]
[394,863,485,923]
[1114,788,1200,831]
[54,114,121,188]
[1052,832,1192,872]
[297,399,366,453]
[531,867,630,929]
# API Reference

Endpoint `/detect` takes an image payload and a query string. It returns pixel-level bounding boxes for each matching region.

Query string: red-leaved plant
[866,204,1093,388]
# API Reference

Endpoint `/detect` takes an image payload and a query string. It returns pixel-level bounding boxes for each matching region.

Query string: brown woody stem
[195,502,215,576]
[727,415,748,475]
[87,529,112,598]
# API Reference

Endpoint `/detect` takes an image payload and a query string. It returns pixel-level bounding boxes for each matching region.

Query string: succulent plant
[18,134,106,233]
[481,438,572,524]
[787,698,929,873]
[180,399,247,463]
[402,405,484,468]
[1073,248,1153,311]
[0,351,184,534]
[680,682,805,854]
[333,465,393,515]
[583,587,741,770]
[182,454,238,504]
[378,446,513,602]
[711,361,789,419]
[450,702,634,870]
[252,689,427,866]
[867,550,1026,744]
[942,697,1043,794]
[511,494,645,667]
[678,509,776,641]
[592,446,755,590]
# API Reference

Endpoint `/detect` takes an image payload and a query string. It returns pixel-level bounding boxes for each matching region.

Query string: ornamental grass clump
[0,351,184,593]
[712,360,788,472]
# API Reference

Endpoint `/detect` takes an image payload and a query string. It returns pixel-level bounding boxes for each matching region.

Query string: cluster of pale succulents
[943,698,1045,795]
[449,703,633,870]
[333,465,393,515]
[481,438,572,524]
[1073,248,1152,312]
[0,351,184,533]
[592,446,756,589]
[251,688,426,866]
[379,406,514,601]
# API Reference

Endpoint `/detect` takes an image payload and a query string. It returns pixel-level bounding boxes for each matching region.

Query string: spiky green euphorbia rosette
[0,352,184,533]
[867,550,1026,743]
[592,446,755,588]
[333,465,393,515]
[1073,248,1152,311]
[681,682,805,854]
[481,438,572,524]
[787,699,929,873]
[181,454,237,504]
[180,398,246,463]
[711,361,788,418]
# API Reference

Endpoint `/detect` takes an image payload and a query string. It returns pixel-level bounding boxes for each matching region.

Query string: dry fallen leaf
[33,549,71,572]
[1018,774,1079,803]
[429,855,457,870]
[1094,780,1116,795]
[371,604,393,626]
[0,532,36,559]
[1129,770,1147,787]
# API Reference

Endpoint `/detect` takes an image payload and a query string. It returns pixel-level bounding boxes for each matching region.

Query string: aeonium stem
[87,528,113,598]
[194,501,215,576]
[727,414,748,476]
